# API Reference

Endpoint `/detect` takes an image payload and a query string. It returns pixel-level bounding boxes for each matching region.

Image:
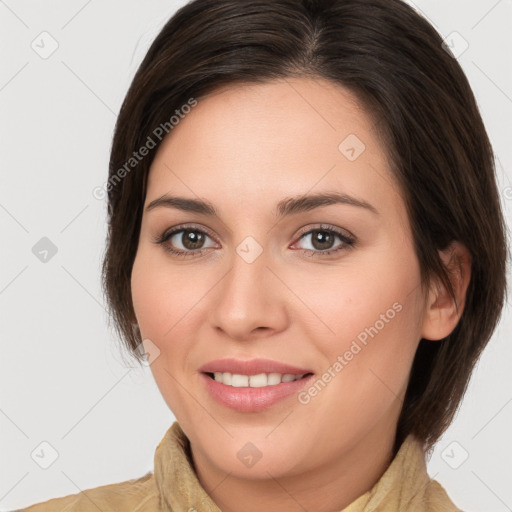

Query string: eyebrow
[145,191,379,217]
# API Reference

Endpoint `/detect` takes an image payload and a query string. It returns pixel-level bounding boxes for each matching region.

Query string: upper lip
[199,358,313,376]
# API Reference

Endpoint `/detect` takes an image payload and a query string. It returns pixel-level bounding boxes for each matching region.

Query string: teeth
[231,374,249,387]
[211,372,306,387]
[249,373,267,388]
[267,373,282,385]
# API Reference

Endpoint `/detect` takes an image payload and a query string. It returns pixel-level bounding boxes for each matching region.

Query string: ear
[421,241,472,341]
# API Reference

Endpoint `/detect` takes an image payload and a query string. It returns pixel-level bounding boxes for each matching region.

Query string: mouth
[201,371,315,412]
[204,371,314,387]
[198,358,315,412]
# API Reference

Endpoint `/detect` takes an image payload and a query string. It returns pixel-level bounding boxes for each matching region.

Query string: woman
[19,0,508,510]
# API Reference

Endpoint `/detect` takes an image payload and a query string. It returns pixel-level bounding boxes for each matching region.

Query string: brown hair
[102,0,509,450]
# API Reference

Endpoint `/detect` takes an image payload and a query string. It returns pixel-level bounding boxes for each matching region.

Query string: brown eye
[293,224,356,257]
[178,229,207,250]
[308,230,337,251]
[153,225,218,257]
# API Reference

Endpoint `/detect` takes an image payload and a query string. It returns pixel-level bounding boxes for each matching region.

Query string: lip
[199,358,315,412]
[198,358,313,375]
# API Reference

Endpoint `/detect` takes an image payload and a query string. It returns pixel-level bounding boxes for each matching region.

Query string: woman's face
[131,78,429,481]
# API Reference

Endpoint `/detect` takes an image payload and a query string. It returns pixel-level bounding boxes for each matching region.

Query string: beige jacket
[18,421,461,511]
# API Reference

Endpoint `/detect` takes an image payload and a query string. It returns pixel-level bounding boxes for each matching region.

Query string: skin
[131,77,471,512]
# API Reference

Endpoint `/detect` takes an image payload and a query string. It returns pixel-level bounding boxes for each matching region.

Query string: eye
[291,224,356,257]
[153,223,356,259]
[152,224,218,257]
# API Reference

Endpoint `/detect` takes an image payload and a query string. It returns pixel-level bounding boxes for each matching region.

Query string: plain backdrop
[1,1,511,510]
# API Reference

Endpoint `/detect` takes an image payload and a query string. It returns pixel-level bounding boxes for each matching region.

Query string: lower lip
[201,373,314,412]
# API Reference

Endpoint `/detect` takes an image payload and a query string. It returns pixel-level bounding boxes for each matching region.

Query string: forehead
[146,78,402,222]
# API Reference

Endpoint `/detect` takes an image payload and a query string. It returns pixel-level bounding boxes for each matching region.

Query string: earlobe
[421,241,472,341]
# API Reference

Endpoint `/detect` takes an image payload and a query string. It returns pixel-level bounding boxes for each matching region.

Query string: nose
[209,246,289,341]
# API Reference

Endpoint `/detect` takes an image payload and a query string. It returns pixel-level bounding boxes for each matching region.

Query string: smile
[200,368,314,412]
[207,371,309,387]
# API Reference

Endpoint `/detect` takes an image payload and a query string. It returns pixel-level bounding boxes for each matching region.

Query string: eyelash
[152,223,356,258]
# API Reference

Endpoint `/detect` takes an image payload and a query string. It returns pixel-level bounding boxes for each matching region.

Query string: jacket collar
[153,421,444,512]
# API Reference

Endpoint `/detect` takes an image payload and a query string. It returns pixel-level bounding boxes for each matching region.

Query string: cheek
[131,249,197,415]
[131,247,205,341]
[300,281,420,442]
[295,249,423,399]
[130,254,170,339]
[289,252,420,348]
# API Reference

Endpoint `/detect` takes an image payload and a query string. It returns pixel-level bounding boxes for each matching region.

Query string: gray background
[1,1,511,510]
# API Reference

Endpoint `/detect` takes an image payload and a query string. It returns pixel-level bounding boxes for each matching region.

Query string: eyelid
[156,223,353,245]
[154,222,356,258]
[293,223,355,241]
[159,223,219,244]
[289,225,355,255]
